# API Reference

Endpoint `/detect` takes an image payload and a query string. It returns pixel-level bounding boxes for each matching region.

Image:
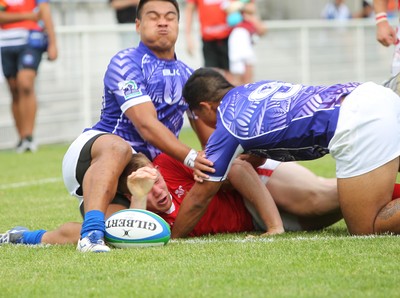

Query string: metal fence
[0,19,394,150]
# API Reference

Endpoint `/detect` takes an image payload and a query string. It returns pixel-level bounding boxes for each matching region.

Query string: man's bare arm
[38,2,58,61]
[110,0,139,10]
[125,102,214,178]
[0,10,38,24]
[184,2,196,56]
[228,159,284,236]
[373,0,397,46]
[171,181,222,238]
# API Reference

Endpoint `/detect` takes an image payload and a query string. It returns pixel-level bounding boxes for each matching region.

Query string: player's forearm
[110,0,139,10]
[139,120,193,163]
[184,3,195,39]
[171,201,207,238]
[0,11,37,24]
[373,0,389,14]
[171,182,220,238]
[38,3,56,45]
[228,159,284,234]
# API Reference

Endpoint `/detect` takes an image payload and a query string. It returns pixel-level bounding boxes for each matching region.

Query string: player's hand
[377,22,397,47]
[27,11,40,22]
[261,226,285,236]
[127,167,158,209]
[46,43,58,61]
[192,153,214,182]
[226,1,245,14]
[245,227,284,239]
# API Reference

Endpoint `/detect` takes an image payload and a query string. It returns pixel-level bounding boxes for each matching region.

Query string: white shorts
[246,159,303,231]
[328,82,400,178]
[228,27,256,75]
[62,130,109,204]
[256,159,281,184]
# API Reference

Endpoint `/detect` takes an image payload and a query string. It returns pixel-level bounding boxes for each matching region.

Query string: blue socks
[21,230,46,245]
[81,210,105,238]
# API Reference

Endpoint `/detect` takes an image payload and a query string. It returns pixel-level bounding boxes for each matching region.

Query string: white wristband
[375,12,388,25]
[184,149,198,168]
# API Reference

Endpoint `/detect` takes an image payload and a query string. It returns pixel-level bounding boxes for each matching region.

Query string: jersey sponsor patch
[162,69,181,76]
[118,80,142,100]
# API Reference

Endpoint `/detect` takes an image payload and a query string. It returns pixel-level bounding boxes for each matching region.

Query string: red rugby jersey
[187,0,231,41]
[0,0,43,30]
[153,153,254,237]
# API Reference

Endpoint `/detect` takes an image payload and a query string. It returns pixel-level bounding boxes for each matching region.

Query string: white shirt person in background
[321,0,352,20]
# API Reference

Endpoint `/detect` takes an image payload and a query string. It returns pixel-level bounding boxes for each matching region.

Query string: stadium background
[0,0,395,149]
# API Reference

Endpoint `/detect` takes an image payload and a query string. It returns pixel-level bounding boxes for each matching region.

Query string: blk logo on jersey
[163,69,180,76]
[118,80,142,100]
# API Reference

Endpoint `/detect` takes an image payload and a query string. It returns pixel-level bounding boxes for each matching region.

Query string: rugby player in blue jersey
[62,0,215,253]
[172,67,400,238]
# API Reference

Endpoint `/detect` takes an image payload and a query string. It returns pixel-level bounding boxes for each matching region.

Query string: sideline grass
[0,128,399,298]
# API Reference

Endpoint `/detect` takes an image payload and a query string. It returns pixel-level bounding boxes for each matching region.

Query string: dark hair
[183,68,234,111]
[362,0,371,8]
[136,0,180,20]
[118,153,152,194]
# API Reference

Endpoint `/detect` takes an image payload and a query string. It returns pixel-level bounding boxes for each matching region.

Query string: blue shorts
[1,44,44,78]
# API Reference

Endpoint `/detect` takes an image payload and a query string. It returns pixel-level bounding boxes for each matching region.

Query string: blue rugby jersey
[205,80,361,181]
[89,42,193,160]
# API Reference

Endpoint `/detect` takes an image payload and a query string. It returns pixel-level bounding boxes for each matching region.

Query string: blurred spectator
[0,0,58,153]
[185,0,233,81]
[109,0,139,48]
[224,0,267,85]
[374,0,400,75]
[386,0,398,18]
[321,0,352,20]
[353,0,374,18]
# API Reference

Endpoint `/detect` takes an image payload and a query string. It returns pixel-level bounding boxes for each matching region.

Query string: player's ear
[136,19,141,34]
[199,101,212,111]
[210,101,220,112]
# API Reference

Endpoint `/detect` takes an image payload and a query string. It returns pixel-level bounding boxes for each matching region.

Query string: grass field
[1,128,399,298]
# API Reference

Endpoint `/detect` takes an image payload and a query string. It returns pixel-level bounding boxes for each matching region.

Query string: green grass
[1,128,399,298]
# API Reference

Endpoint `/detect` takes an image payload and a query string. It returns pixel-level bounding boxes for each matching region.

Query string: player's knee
[303,184,339,216]
[18,84,34,97]
[103,136,132,162]
[230,158,253,172]
[347,223,374,235]
[17,78,35,97]
[308,195,326,216]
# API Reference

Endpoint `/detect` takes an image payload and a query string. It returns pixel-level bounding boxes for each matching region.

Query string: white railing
[0,19,394,150]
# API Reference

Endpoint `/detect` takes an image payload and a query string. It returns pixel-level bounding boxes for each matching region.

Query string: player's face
[136,1,179,58]
[146,169,172,213]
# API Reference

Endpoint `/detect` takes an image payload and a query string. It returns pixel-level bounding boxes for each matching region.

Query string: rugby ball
[105,209,171,248]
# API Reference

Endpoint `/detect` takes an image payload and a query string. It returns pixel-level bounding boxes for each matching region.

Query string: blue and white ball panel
[105,209,171,248]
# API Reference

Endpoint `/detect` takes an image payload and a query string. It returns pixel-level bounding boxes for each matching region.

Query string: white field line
[0,177,62,190]
[170,234,400,245]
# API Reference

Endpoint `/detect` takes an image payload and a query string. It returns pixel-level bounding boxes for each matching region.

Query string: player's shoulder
[109,47,138,64]
[154,153,193,175]
[105,47,144,81]
[154,153,181,168]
